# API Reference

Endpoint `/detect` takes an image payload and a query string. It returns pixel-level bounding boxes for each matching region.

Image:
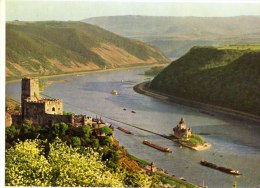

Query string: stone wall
[11,114,22,126]
[23,101,45,124]
[44,99,63,115]
[43,114,73,126]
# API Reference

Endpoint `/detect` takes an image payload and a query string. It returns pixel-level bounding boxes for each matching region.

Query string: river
[6,68,260,188]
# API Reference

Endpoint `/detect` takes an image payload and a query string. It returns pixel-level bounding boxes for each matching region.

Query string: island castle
[173,117,192,139]
[7,77,92,127]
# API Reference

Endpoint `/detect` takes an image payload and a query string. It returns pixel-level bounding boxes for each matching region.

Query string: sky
[6,0,260,21]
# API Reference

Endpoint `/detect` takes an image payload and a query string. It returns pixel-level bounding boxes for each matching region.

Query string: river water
[6,68,260,188]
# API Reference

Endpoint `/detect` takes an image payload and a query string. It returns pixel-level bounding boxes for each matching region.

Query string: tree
[50,122,68,138]
[5,140,52,186]
[122,170,153,187]
[71,136,81,147]
[5,139,123,187]
[100,126,113,136]
[6,139,156,187]
[48,140,124,187]
[5,125,20,142]
[91,138,100,148]
[82,124,92,138]
[102,137,113,146]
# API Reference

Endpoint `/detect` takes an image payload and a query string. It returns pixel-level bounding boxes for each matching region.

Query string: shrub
[50,122,68,137]
[82,124,92,138]
[91,139,100,148]
[6,139,124,187]
[100,126,113,136]
[71,136,81,147]
[5,140,52,186]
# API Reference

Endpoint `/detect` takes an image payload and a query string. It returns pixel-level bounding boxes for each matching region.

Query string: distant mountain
[83,16,260,58]
[150,45,260,116]
[6,21,169,80]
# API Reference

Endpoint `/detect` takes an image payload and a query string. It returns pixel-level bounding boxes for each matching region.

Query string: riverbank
[178,140,211,151]
[6,64,159,83]
[134,81,260,124]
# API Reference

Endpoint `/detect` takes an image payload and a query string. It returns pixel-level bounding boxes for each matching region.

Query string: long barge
[143,140,172,153]
[200,161,241,175]
[117,127,134,135]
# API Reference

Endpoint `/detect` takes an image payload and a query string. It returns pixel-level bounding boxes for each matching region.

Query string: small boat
[117,127,133,135]
[200,161,241,175]
[111,89,118,95]
[131,110,136,113]
[143,140,172,153]
[123,108,127,111]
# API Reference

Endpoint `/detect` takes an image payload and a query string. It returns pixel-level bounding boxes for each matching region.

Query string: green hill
[83,16,260,58]
[150,45,260,116]
[6,21,169,80]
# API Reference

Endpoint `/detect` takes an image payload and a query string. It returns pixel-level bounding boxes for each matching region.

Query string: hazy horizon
[6,0,260,21]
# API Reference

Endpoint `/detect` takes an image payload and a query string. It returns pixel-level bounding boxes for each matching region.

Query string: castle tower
[178,117,186,129]
[21,77,40,119]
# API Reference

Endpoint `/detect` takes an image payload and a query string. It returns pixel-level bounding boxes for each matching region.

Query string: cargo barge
[117,127,133,135]
[200,161,241,175]
[143,140,172,153]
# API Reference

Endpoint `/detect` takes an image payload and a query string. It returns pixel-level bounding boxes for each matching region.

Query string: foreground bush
[5,139,155,187]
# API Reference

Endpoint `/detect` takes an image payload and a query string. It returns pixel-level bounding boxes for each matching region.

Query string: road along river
[6,67,260,188]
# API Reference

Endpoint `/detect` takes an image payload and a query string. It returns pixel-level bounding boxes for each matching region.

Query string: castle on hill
[7,77,92,127]
[173,117,192,139]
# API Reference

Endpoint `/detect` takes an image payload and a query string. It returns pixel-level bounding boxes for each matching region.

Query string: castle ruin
[20,77,92,126]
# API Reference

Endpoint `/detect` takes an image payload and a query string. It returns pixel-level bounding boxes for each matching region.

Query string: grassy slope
[84,16,260,57]
[6,21,169,80]
[150,45,260,116]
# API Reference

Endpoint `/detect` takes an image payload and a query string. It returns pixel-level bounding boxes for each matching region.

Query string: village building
[173,117,192,139]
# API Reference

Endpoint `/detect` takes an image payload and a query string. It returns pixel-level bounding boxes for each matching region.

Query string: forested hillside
[6,21,169,80]
[150,45,260,116]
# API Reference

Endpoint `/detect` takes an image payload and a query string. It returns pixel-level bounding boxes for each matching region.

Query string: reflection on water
[6,68,260,188]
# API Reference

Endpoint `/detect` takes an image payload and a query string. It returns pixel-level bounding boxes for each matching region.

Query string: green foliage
[5,139,124,187]
[101,145,119,171]
[71,136,81,147]
[6,125,20,141]
[91,138,100,148]
[82,124,92,138]
[190,134,204,143]
[63,111,73,115]
[151,46,260,116]
[50,122,68,137]
[123,170,153,187]
[128,154,151,166]
[6,139,159,187]
[5,140,52,186]
[100,125,113,136]
[100,137,113,146]
[154,171,197,188]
